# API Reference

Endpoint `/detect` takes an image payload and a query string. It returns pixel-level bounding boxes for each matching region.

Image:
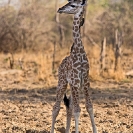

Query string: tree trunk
[114,29,122,71]
[9,52,14,69]
[100,37,106,72]
[55,0,65,47]
[52,41,56,72]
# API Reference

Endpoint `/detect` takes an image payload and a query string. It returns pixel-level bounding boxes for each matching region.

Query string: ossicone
[68,0,81,2]
[68,0,87,5]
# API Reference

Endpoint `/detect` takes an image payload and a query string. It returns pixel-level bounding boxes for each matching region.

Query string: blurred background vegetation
[0,0,133,52]
[0,0,133,81]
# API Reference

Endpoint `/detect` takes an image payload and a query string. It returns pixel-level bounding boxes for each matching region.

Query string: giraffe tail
[63,94,70,108]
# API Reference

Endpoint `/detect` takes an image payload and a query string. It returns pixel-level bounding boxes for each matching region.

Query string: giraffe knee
[86,104,93,113]
[53,103,60,111]
[73,105,81,114]
[52,108,60,119]
[52,103,61,116]
[73,112,80,119]
[85,97,93,110]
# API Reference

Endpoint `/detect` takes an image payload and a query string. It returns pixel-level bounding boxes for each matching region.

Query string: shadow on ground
[0,81,133,104]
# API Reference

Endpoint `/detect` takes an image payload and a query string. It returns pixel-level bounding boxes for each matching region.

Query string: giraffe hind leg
[83,81,97,133]
[64,94,73,133]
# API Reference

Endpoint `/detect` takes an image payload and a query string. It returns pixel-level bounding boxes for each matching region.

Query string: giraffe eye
[71,5,76,7]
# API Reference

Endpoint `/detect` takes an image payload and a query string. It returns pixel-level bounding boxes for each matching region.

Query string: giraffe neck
[72,12,84,52]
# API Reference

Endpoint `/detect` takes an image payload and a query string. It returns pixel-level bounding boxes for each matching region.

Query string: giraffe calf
[51,0,97,133]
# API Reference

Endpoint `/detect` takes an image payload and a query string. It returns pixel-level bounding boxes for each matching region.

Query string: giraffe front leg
[51,84,67,133]
[88,108,97,133]
[51,101,60,133]
[83,81,97,133]
[70,85,81,133]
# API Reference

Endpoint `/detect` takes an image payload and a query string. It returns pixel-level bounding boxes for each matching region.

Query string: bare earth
[0,53,133,133]
[0,74,133,133]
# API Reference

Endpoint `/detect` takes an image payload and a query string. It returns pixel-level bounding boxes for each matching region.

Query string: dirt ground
[0,76,133,133]
[0,52,133,133]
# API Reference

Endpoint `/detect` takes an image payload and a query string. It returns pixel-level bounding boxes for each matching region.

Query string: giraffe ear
[81,0,86,5]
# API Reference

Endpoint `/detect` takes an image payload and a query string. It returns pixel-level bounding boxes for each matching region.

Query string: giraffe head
[58,0,87,17]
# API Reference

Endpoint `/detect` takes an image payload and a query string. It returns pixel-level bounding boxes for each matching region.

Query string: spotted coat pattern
[53,9,92,114]
[51,2,97,133]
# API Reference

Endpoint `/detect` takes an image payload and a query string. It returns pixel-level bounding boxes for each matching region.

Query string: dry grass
[34,53,51,81]
[0,51,54,85]
[0,43,131,84]
[86,44,126,81]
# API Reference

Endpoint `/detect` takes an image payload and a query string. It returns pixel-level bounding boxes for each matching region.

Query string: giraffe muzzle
[57,8,63,13]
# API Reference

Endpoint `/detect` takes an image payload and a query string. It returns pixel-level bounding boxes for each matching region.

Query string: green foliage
[3,58,9,63]
[52,69,57,75]
[120,78,132,83]
[100,0,109,7]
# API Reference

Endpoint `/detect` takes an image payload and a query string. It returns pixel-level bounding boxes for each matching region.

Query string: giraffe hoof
[93,130,98,133]
[51,130,56,133]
